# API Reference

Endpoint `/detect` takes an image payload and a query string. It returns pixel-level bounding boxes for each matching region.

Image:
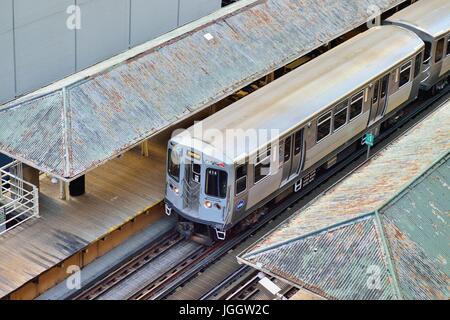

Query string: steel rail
[72,231,181,300]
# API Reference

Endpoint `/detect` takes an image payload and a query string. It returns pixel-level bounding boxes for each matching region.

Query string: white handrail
[0,161,39,236]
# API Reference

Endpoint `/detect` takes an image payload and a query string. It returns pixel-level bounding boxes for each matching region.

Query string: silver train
[165,0,450,241]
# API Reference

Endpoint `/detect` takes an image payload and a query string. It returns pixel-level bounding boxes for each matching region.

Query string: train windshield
[205,169,228,199]
[167,148,181,182]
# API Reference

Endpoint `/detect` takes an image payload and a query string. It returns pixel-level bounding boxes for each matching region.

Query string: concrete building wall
[130,0,179,47]
[179,0,222,25]
[14,0,76,95]
[76,0,130,70]
[0,0,16,103]
[0,0,223,104]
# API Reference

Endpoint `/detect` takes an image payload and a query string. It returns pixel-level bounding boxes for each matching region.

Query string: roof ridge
[61,87,72,178]
[241,212,377,259]
[373,210,403,299]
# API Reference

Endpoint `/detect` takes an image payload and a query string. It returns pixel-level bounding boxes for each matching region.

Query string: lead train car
[386,0,450,90]
[165,25,425,240]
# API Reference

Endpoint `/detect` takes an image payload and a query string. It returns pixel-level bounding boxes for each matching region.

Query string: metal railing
[0,161,39,236]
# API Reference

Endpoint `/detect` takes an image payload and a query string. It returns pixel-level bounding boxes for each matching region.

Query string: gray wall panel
[14,0,76,95]
[179,0,221,26]
[76,0,130,70]
[0,0,13,33]
[130,0,179,47]
[0,0,15,103]
[1,0,223,103]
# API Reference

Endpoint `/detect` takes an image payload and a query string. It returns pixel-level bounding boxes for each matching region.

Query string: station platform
[36,216,176,300]
[0,136,167,299]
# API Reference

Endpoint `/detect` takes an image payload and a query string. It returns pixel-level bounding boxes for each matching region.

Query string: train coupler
[165,203,172,216]
[215,229,227,241]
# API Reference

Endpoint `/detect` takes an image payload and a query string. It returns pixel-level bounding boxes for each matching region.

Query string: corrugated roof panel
[0,0,406,179]
[244,215,397,300]
[0,91,66,177]
[380,157,450,300]
[382,218,449,300]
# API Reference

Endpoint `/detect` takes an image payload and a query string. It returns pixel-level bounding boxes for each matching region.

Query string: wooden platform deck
[0,137,167,297]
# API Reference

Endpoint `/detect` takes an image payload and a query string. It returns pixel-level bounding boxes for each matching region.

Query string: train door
[183,155,202,211]
[281,129,304,186]
[369,74,390,125]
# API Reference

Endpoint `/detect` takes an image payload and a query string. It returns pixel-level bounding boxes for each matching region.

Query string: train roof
[177,26,424,163]
[386,0,450,38]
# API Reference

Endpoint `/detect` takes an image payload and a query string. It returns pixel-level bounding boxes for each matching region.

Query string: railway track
[72,89,449,301]
[72,232,182,300]
[223,274,296,301]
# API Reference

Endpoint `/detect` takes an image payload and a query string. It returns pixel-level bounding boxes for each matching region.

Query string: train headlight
[173,186,180,196]
[204,200,213,209]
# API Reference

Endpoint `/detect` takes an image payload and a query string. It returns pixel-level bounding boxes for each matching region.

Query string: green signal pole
[363,133,375,160]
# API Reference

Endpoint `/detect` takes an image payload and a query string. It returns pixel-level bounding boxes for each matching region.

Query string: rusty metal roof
[239,98,450,300]
[0,0,407,180]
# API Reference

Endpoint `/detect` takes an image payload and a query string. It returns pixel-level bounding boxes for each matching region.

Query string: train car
[165,25,425,241]
[386,0,450,91]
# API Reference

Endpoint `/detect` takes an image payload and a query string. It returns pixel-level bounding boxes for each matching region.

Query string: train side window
[284,137,292,162]
[380,75,389,99]
[423,41,432,65]
[316,112,331,143]
[205,169,228,198]
[414,53,422,78]
[349,91,364,120]
[235,164,247,195]
[399,61,412,88]
[372,81,379,105]
[294,130,303,155]
[334,100,348,131]
[447,37,450,56]
[257,146,271,163]
[435,38,445,63]
[254,156,271,184]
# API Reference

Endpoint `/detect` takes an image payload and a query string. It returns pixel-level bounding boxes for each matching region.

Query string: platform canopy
[238,101,450,300]
[0,0,407,181]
